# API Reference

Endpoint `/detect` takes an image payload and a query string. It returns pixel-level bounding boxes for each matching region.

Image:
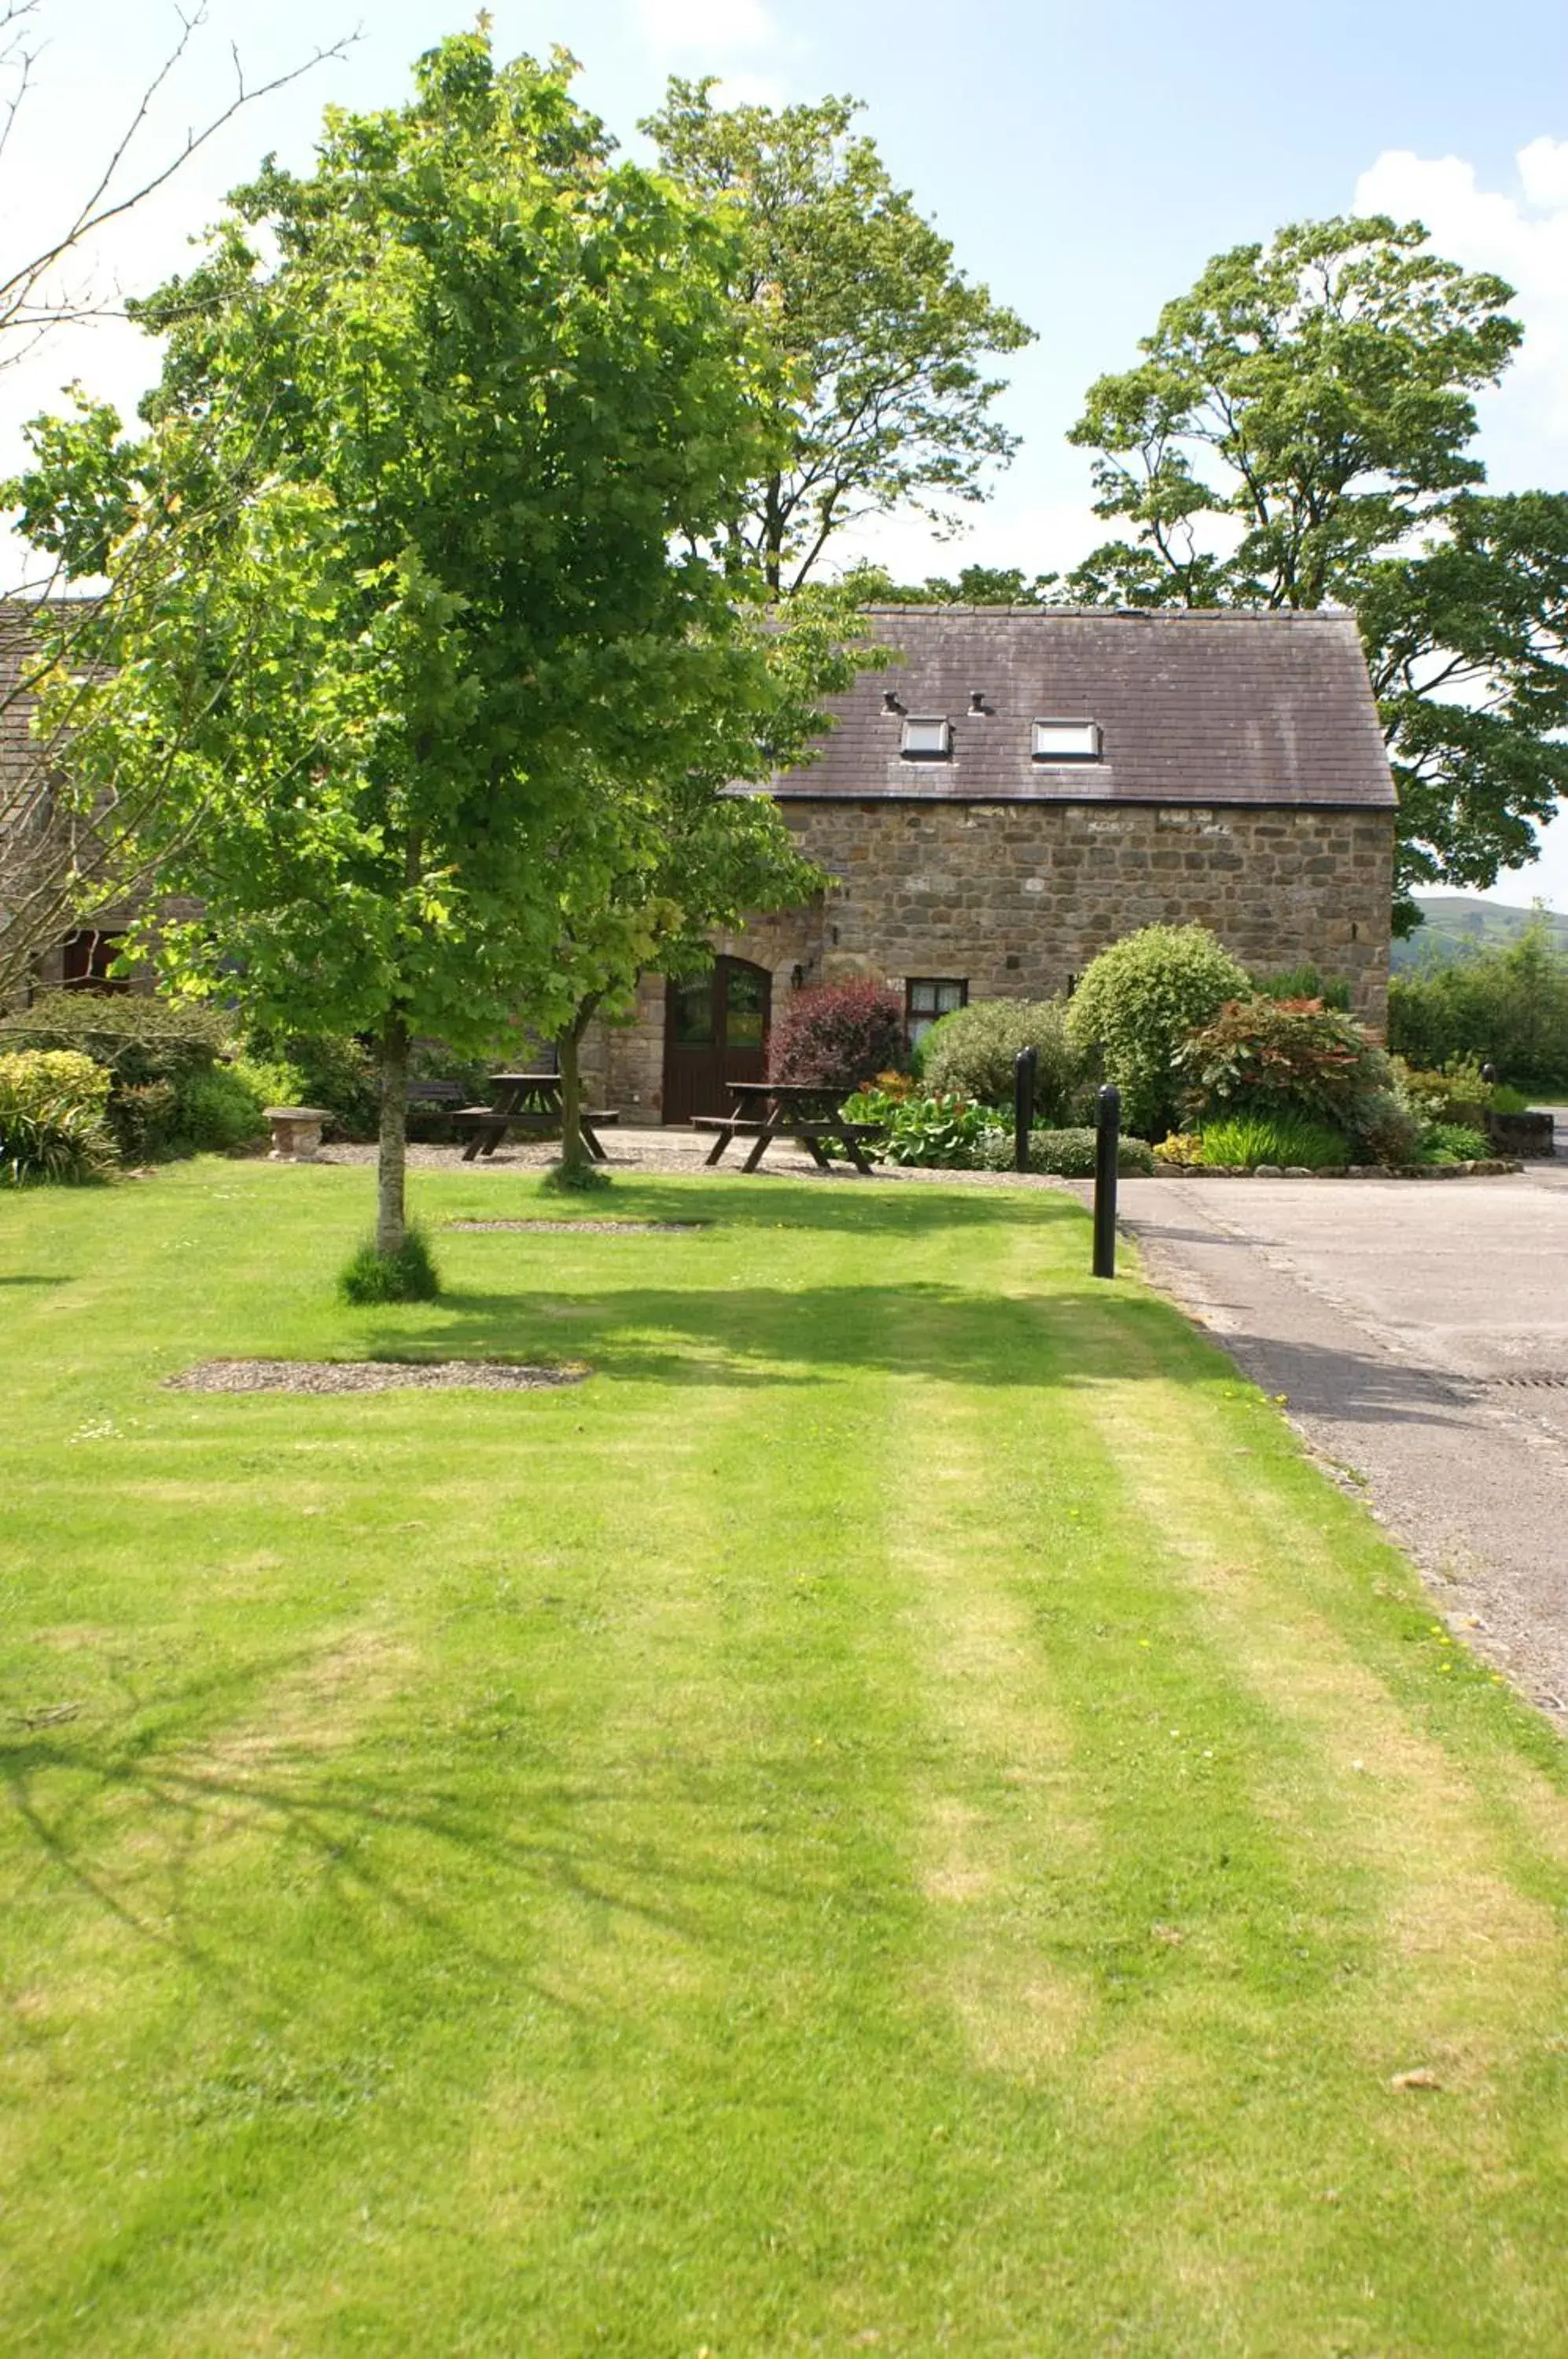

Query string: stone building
[587,605,1397,1121]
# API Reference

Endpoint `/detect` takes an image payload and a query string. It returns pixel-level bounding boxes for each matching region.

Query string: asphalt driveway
[1115,1139,1568,1723]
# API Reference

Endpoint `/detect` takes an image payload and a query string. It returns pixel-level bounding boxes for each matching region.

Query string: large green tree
[644,80,1033,594]
[1059,214,1568,923]
[12,31,795,1258]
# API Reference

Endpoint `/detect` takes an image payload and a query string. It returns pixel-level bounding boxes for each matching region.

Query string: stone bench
[263,1106,333,1162]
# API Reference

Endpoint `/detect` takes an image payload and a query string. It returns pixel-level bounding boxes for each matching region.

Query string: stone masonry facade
[589,797,1394,1120]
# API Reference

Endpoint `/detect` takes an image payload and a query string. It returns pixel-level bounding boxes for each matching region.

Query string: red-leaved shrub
[767,979,908,1087]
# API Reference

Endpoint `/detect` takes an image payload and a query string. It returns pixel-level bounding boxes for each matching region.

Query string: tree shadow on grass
[351,1278,1226,1393]
[427,1174,1080,1241]
[1,1642,812,2014]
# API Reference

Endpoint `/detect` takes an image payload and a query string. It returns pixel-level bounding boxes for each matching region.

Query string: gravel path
[167,1359,584,1393]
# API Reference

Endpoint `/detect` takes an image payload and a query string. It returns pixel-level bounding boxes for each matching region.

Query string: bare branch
[0,4,359,340]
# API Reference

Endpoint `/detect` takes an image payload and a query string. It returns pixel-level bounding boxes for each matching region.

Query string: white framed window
[1032,718,1102,762]
[901,715,952,760]
[907,976,967,1047]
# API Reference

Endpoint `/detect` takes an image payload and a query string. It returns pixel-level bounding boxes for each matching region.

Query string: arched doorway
[662,956,771,1123]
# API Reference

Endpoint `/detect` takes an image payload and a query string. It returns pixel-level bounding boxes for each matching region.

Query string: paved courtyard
[1114,1136,1568,1722]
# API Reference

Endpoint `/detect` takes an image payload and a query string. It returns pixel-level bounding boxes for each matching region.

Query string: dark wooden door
[663,957,771,1122]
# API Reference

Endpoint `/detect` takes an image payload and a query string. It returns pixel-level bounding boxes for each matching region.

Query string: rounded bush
[919,998,1080,1121]
[0,1049,117,1184]
[1176,995,1392,1129]
[978,1125,1155,1178]
[1067,925,1250,1138]
[174,1065,268,1152]
[768,979,907,1087]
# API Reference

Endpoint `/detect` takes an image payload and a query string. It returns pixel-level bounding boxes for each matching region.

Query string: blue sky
[6,0,1568,901]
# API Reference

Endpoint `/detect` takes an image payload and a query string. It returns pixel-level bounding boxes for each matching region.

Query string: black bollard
[1013,1045,1038,1173]
[1093,1084,1120,1279]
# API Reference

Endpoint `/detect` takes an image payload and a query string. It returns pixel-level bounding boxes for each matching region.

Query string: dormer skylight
[1032,719,1102,762]
[900,716,952,760]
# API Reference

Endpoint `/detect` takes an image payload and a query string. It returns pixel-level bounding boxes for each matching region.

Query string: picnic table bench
[455,1071,619,1164]
[692,1081,878,1175]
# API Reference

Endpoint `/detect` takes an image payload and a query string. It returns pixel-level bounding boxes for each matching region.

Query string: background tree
[13,31,792,1269]
[1058,214,1568,924]
[644,79,1033,594]
[838,561,1059,607]
[0,0,355,1006]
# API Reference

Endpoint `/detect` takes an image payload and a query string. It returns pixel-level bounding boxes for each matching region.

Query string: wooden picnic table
[691,1080,878,1175]
[458,1071,617,1164]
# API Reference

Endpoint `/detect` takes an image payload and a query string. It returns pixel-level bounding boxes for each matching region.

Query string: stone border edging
[1148,1158,1523,1180]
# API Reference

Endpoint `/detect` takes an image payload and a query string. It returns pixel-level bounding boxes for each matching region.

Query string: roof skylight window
[1032,719,1102,762]
[900,716,952,760]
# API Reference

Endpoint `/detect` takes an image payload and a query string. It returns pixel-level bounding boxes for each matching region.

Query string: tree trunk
[555,993,601,1179]
[377,1011,410,1257]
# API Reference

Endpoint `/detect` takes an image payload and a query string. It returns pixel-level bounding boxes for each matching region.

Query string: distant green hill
[1393,895,1568,972]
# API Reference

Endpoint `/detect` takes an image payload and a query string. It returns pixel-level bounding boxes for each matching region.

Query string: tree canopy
[644,79,1033,594]
[1058,212,1568,922]
[13,31,852,1253]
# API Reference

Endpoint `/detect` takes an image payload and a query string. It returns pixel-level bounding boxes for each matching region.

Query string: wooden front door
[662,957,771,1123]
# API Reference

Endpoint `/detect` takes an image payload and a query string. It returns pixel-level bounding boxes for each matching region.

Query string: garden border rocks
[1150,1158,1522,1180]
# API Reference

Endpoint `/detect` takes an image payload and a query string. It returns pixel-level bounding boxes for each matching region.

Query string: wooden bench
[455,1105,620,1161]
[691,1113,879,1175]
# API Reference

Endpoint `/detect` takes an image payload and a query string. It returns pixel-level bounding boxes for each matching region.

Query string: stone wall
[593,797,1395,1118]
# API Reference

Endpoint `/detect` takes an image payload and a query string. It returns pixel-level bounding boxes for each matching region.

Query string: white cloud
[631,0,776,53]
[706,71,788,108]
[1354,138,1568,467]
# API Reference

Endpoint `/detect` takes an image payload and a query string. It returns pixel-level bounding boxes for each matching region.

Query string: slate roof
[765,607,1396,809]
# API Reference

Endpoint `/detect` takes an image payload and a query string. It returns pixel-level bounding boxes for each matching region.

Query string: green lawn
[3,1160,1567,2356]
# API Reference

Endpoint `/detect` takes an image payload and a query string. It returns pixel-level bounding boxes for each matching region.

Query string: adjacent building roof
[765,606,1397,809]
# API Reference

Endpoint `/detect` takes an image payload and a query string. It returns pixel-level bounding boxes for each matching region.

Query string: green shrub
[918,999,1080,1122]
[0,990,225,1086]
[978,1125,1155,1178]
[1176,995,1392,1128]
[1197,1112,1352,1171]
[240,1027,381,1139]
[174,1065,268,1153]
[112,1080,182,1162]
[540,1157,613,1194]
[1422,1121,1489,1164]
[845,1086,993,1168]
[1392,1056,1492,1128]
[1067,925,1250,1138]
[0,991,256,1161]
[338,1224,440,1304]
[1387,919,1568,1087]
[0,1049,117,1185]
[1252,962,1351,1011]
[1356,1090,1426,1168]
